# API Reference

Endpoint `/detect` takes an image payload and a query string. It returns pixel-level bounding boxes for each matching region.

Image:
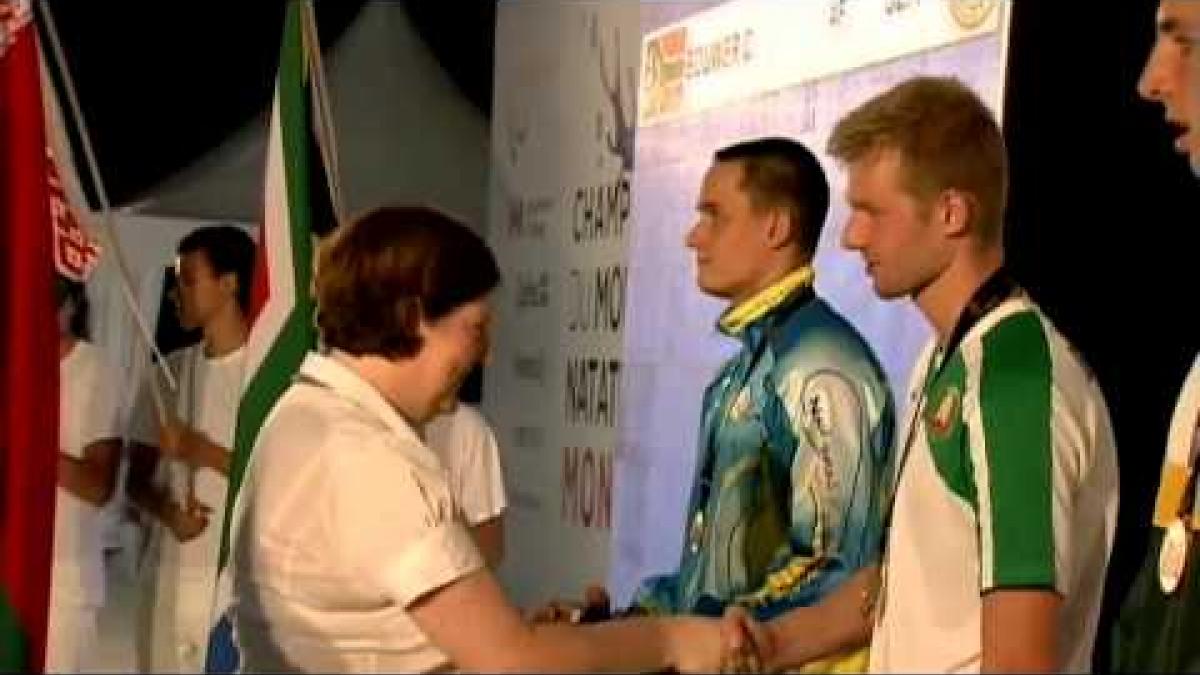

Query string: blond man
[736,77,1120,674]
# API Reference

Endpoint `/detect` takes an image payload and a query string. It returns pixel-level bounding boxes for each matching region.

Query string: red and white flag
[0,0,61,669]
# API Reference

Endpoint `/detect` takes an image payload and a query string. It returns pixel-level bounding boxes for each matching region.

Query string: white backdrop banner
[609,0,1012,606]
[487,0,1011,610]
[486,1,639,608]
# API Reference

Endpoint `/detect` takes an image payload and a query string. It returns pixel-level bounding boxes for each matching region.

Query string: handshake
[529,585,778,673]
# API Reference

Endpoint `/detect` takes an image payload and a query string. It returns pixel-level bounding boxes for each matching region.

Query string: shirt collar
[296,351,431,461]
[717,266,815,338]
[938,266,1020,362]
[201,344,246,366]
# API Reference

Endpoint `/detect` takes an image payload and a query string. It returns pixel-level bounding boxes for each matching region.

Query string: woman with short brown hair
[230,205,747,672]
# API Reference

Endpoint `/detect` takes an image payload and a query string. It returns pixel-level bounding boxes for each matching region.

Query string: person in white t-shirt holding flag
[125,225,255,672]
[46,275,121,673]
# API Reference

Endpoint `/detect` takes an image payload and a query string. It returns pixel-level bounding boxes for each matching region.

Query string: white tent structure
[87,1,490,404]
[128,2,490,227]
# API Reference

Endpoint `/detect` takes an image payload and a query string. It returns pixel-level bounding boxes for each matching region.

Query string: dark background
[33,1,496,208]
[37,1,1198,667]
[1005,3,1200,667]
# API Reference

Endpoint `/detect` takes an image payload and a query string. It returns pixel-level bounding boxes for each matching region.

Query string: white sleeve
[455,406,507,526]
[328,434,484,608]
[83,347,121,445]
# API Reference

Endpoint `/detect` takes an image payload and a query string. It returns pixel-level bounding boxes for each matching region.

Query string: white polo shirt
[230,352,483,673]
[869,296,1119,673]
[425,404,507,526]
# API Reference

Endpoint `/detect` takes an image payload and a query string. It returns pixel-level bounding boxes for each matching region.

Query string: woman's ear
[400,297,426,345]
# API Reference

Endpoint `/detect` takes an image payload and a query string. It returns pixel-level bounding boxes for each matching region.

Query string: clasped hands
[156,417,215,542]
[529,585,777,673]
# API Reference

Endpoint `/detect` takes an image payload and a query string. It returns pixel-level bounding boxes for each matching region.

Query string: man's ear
[936,190,973,238]
[219,272,238,300]
[763,208,795,250]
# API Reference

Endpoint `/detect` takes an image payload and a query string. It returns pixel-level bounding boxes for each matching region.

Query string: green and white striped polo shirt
[870,295,1119,673]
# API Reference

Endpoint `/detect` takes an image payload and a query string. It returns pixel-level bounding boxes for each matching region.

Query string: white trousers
[44,602,100,673]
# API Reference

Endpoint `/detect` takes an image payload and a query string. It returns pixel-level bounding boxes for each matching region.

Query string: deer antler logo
[591,13,635,173]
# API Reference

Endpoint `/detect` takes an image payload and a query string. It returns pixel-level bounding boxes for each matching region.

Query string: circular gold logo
[947,0,997,30]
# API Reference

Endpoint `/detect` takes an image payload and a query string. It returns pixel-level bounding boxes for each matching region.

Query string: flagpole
[301,1,347,226]
[36,0,177,400]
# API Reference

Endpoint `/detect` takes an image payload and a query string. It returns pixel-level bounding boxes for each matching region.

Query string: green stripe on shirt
[978,311,1056,589]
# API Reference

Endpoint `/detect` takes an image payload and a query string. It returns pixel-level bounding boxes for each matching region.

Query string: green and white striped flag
[205,2,337,669]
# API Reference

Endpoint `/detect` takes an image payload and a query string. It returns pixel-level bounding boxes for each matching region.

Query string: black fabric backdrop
[1006,3,1200,667]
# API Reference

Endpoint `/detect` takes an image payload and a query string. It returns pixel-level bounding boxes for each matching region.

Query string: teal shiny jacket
[632,285,895,620]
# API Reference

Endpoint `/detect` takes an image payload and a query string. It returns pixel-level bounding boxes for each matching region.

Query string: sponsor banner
[640,0,1002,125]
[487,1,638,608]
[611,0,1009,606]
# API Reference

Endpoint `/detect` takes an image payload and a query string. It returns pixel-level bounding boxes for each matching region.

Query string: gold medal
[689,511,705,554]
[872,563,889,623]
[861,567,882,620]
[1159,517,1190,595]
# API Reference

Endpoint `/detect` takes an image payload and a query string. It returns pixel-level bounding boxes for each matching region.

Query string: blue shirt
[632,270,894,620]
